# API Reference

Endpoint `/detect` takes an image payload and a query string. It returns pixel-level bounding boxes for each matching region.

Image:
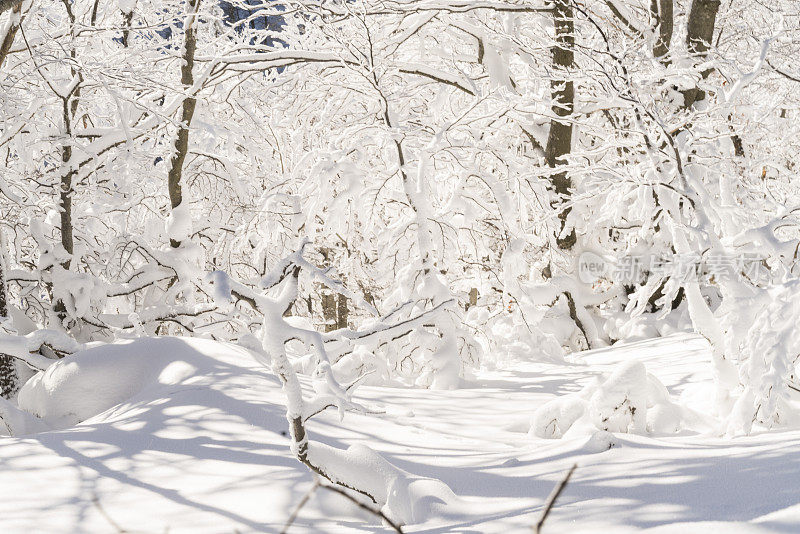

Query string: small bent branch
[535,464,577,534]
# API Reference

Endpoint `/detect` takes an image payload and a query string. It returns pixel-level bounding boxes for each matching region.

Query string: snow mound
[17,337,249,429]
[531,360,684,438]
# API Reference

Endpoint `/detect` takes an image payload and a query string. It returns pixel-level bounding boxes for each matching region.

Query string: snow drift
[3,336,457,530]
[16,337,218,429]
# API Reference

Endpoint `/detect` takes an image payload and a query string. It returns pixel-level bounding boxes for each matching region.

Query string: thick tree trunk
[60,99,75,269]
[320,293,348,332]
[336,293,348,330]
[0,0,22,15]
[545,0,576,250]
[0,5,20,69]
[54,104,76,323]
[321,292,337,332]
[319,248,348,332]
[166,0,200,248]
[651,0,673,64]
[121,8,135,48]
[683,0,720,108]
[54,1,83,325]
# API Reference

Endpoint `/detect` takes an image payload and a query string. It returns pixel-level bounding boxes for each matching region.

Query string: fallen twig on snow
[535,463,577,534]
[319,483,403,533]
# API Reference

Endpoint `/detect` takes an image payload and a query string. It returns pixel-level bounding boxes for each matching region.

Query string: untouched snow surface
[1,334,800,533]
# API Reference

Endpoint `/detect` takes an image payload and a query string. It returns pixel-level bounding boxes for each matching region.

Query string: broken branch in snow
[319,483,404,533]
[280,479,320,534]
[535,463,577,534]
[92,494,128,534]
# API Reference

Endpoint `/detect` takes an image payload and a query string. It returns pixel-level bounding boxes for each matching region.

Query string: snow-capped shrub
[588,361,648,434]
[531,360,684,438]
[530,396,588,439]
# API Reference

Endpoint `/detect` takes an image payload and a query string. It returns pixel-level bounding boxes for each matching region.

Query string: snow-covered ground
[1,334,799,533]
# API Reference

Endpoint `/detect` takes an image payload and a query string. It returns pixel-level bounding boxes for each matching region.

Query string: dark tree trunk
[651,0,674,64]
[319,248,348,332]
[121,9,135,47]
[336,293,348,330]
[0,0,22,15]
[321,292,337,332]
[545,0,576,250]
[60,98,75,270]
[683,0,721,108]
[54,2,83,325]
[0,5,20,69]
[166,0,201,248]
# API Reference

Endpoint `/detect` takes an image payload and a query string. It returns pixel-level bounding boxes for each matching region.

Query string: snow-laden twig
[0,329,81,371]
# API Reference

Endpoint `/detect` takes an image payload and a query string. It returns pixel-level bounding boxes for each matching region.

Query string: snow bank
[0,397,49,436]
[0,333,795,532]
[17,337,241,429]
[531,360,684,438]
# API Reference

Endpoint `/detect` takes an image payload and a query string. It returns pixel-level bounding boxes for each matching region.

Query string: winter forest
[1,0,799,531]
